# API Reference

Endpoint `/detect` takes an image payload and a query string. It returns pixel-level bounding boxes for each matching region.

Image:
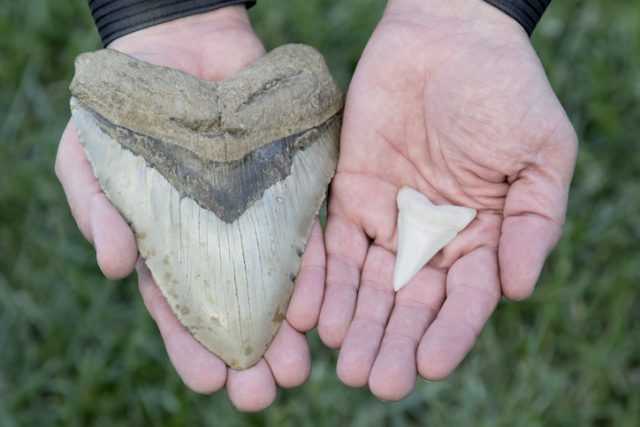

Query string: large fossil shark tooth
[393,187,476,291]
[69,44,342,369]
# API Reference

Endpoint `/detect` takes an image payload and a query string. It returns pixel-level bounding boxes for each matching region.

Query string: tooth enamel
[70,45,342,369]
[393,187,476,291]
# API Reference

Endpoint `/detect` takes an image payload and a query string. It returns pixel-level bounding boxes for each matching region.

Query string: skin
[317,0,578,401]
[55,6,327,412]
[57,0,578,409]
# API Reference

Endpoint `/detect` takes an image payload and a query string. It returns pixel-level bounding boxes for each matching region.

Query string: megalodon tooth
[393,187,476,291]
[69,44,342,369]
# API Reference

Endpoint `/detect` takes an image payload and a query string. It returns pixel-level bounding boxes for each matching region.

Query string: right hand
[55,6,327,411]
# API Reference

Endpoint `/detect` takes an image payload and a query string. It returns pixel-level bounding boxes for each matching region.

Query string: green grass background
[1,0,639,425]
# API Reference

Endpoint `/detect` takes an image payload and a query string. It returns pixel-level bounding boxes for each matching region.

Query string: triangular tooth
[69,45,342,369]
[393,216,456,291]
[393,187,476,291]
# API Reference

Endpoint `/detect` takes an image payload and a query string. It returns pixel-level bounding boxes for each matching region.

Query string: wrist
[384,0,525,35]
[90,0,256,46]
[109,5,254,51]
[108,6,264,78]
[481,0,551,35]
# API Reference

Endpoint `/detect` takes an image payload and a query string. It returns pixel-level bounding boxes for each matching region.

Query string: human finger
[55,121,137,279]
[317,211,368,348]
[368,266,446,401]
[499,132,577,300]
[136,260,227,394]
[264,321,310,388]
[417,246,500,381]
[226,360,277,412]
[336,245,395,387]
[287,219,325,332]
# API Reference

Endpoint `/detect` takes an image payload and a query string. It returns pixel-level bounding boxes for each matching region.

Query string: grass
[1,0,639,425]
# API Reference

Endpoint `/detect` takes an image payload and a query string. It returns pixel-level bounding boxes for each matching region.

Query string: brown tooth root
[70,44,342,369]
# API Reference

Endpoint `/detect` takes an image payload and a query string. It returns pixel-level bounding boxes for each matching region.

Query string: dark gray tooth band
[84,105,340,223]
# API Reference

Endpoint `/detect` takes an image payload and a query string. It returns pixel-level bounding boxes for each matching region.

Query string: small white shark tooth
[393,187,476,291]
[69,45,342,369]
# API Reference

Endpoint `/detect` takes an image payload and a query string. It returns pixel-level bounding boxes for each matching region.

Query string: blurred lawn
[1,0,639,425]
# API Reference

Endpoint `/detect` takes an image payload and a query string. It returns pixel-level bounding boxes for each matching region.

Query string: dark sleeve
[481,0,551,36]
[88,0,257,46]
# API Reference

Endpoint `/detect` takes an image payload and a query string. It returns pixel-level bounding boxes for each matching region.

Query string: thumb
[55,121,138,279]
[499,125,577,300]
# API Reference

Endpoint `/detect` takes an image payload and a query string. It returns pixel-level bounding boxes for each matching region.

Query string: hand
[55,6,326,411]
[318,0,577,401]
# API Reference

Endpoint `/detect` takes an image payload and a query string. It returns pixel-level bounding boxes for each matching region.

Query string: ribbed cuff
[88,0,257,46]
[482,0,551,36]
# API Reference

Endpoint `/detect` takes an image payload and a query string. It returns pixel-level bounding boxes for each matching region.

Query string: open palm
[318,1,577,401]
[56,7,325,412]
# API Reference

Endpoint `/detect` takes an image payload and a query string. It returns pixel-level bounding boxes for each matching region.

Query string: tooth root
[393,187,476,291]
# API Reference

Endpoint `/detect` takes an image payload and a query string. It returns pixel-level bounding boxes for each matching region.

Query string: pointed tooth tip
[392,268,406,292]
[393,277,408,292]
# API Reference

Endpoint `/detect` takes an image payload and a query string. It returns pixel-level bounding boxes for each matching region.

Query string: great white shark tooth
[393,187,476,291]
[69,44,342,369]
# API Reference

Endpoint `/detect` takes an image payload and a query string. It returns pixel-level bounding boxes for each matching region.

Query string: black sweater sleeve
[88,0,256,46]
[482,0,551,36]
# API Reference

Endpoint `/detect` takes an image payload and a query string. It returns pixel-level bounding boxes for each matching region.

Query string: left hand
[318,0,577,400]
